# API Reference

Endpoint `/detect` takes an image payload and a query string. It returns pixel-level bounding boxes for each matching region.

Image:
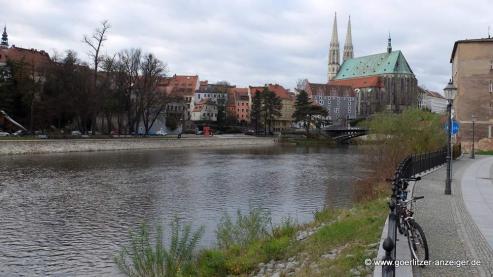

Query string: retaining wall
[0,137,276,155]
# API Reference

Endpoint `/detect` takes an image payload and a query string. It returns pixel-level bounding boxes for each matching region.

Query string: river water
[0,145,369,276]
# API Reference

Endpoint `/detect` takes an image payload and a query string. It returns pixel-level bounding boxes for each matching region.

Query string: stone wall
[0,137,276,155]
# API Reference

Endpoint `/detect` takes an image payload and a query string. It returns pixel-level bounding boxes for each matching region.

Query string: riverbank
[115,196,388,277]
[0,136,275,155]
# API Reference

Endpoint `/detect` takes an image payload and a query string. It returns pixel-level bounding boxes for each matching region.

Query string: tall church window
[489,80,493,94]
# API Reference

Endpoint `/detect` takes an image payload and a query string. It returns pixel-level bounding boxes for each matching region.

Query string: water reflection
[0,145,369,276]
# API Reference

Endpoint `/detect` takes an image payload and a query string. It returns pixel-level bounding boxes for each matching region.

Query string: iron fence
[382,146,448,277]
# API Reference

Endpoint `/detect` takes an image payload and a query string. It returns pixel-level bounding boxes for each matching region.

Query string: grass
[196,198,387,276]
[116,193,388,277]
[114,219,204,277]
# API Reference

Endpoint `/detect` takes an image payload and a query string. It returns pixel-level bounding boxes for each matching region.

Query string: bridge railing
[381,146,447,277]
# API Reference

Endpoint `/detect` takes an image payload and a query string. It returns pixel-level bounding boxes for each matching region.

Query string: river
[0,144,369,276]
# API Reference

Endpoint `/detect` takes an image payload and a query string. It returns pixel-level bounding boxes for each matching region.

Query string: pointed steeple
[328,13,340,81]
[1,25,8,48]
[343,16,353,62]
[387,33,392,53]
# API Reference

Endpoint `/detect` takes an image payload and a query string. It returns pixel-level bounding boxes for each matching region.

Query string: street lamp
[471,114,477,159]
[444,79,457,195]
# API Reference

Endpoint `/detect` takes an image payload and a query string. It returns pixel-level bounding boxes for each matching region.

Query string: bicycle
[395,177,429,266]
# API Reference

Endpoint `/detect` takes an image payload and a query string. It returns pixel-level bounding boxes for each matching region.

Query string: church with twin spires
[323,13,419,116]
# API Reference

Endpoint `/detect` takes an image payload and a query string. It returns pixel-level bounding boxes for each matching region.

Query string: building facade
[229,88,250,124]
[249,84,295,132]
[450,38,493,147]
[419,88,447,114]
[305,82,356,123]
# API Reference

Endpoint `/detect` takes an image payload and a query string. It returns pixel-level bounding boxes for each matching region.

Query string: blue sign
[445,120,460,135]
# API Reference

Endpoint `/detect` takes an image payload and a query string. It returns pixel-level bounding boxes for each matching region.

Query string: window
[320,101,324,105]
[335,108,340,114]
[490,80,492,93]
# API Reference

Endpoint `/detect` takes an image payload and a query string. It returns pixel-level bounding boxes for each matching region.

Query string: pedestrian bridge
[322,127,368,143]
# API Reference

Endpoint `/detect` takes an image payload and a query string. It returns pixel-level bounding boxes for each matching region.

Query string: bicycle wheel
[406,220,429,266]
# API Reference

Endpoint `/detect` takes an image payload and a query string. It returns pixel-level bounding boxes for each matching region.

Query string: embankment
[0,137,275,155]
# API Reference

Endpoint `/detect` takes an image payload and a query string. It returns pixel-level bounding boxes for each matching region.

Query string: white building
[190,99,218,121]
[420,90,447,114]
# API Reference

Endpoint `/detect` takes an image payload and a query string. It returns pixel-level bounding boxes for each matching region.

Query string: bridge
[322,126,368,143]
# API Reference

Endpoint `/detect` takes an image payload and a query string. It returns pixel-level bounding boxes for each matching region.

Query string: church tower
[387,33,392,53]
[343,16,353,62]
[328,13,340,81]
[1,25,8,48]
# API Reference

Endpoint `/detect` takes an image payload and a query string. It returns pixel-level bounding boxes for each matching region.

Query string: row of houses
[154,75,297,132]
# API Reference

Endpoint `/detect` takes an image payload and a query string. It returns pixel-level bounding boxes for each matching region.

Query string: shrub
[216,208,271,249]
[360,108,446,179]
[114,219,204,277]
[271,217,297,239]
[261,236,290,260]
[198,249,228,277]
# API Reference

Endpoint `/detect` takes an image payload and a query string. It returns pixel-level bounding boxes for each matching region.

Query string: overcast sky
[1,0,491,91]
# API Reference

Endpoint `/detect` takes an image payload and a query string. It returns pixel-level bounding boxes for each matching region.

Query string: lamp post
[444,79,457,195]
[471,114,476,159]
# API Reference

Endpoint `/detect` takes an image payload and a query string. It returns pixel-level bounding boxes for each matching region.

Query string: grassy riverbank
[115,195,388,276]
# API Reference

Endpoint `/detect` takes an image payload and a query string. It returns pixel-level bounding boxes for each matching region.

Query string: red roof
[157,74,199,96]
[0,46,51,71]
[329,76,383,89]
[306,82,354,97]
[249,84,292,100]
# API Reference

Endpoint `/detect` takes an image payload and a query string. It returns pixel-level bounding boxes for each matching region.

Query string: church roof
[334,50,414,80]
[330,76,384,89]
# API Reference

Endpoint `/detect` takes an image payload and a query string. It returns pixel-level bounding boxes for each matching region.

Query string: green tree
[293,90,328,136]
[262,87,282,134]
[250,90,262,134]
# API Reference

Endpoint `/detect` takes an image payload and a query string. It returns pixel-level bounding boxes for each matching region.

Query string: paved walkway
[413,157,493,277]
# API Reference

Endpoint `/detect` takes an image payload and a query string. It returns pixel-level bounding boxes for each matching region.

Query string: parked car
[156,129,168,136]
[245,129,255,136]
[36,134,48,139]
[71,130,82,136]
[12,130,28,136]
[0,131,10,137]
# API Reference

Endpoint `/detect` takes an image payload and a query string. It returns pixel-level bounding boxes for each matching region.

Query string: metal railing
[382,147,447,276]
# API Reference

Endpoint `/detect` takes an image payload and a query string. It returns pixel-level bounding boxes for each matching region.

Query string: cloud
[0,0,491,91]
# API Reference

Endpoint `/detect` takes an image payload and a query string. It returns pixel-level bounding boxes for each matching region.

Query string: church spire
[387,33,392,53]
[343,16,353,62]
[1,25,8,48]
[328,12,340,81]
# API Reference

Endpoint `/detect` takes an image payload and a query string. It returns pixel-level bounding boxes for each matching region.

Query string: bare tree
[83,20,111,134]
[83,20,111,84]
[139,53,168,135]
[118,48,142,134]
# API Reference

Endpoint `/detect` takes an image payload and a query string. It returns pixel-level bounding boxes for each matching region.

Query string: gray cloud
[1,0,491,91]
